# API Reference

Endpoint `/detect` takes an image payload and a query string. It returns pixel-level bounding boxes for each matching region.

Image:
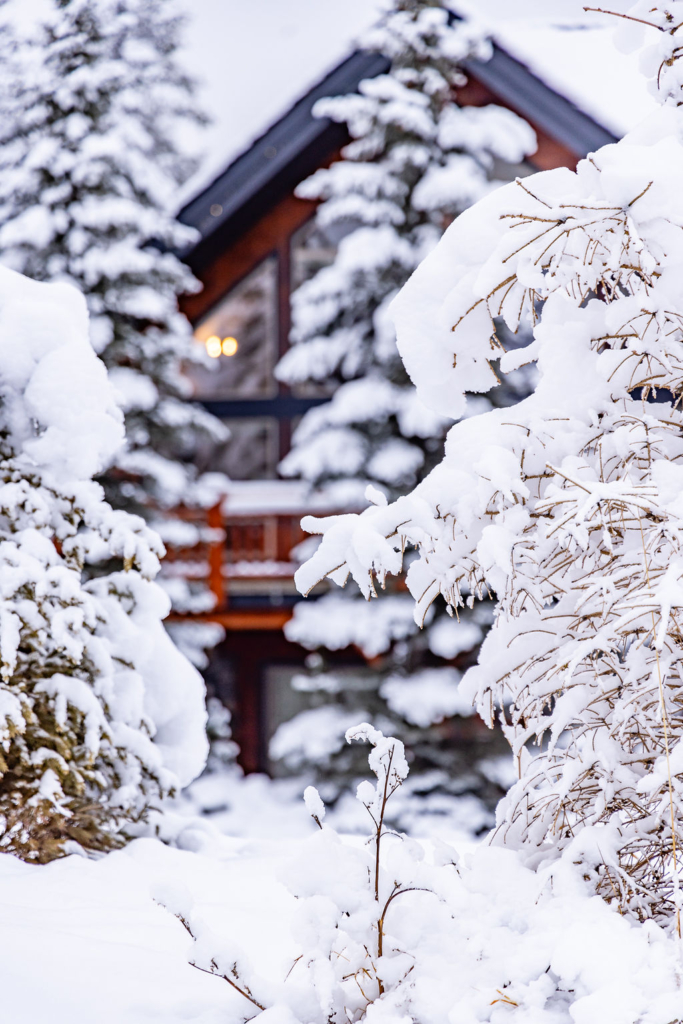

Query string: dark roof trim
[178,50,390,272]
[464,43,618,156]
[199,396,328,419]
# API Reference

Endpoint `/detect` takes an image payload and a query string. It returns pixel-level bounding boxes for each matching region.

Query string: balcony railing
[161,481,337,630]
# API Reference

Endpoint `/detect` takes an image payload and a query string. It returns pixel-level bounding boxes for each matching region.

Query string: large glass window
[190,256,278,400]
[264,664,377,776]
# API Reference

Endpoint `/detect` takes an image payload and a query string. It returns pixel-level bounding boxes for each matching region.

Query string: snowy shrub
[164,725,683,1024]
[294,3,683,924]
[172,724,457,1019]
[282,726,434,1014]
[0,265,207,861]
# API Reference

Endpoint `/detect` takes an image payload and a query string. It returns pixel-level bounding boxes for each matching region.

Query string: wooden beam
[168,609,293,630]
[206,502,226,609]
[180,146,343,325]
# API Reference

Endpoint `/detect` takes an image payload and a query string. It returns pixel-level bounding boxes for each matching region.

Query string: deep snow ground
[0,835,300,1023]
[3,823,683,1024]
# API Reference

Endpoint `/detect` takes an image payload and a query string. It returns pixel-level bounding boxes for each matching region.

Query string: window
[264,664,377,776]
[289,219,341,399]
[290,218,339,292]
[189,256,278,400]
[202,417,279,480]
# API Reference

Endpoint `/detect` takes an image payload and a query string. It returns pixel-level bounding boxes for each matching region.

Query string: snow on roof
[454,0,658,137]
[176,0,660,210]
[487,23,658,138]
[222,479,342,516]
[6,0,660,210]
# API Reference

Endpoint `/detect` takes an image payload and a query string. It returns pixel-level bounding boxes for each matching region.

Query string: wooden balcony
[162,482,334,630]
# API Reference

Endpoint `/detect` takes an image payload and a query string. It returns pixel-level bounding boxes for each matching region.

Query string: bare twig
[175,913,267,1011]
[583,7,661,30]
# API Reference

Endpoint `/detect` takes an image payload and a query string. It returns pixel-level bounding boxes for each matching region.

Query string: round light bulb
[222,336,238,356]
[205,335,222,358]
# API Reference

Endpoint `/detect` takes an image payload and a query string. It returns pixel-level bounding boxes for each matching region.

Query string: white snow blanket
[1,831,681,1024]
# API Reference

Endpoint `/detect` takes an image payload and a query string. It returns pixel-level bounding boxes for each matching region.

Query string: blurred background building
[168,4,643,774]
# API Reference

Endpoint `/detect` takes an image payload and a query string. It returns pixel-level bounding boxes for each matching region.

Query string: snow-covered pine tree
[277,0,534,502]
[0,264,207,862]
[271,0,535,831]
[297,1,683,923]
[0,0,225,586]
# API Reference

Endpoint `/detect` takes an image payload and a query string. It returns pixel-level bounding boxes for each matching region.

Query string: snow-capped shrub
[295,3,683,924]
[0,265,207,861]
[165,724,683,1024]
[172,723,456,1018]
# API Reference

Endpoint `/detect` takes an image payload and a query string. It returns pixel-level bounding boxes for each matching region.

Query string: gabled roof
[178,39,618,273]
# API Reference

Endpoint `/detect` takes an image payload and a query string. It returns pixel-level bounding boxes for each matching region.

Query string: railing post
[207,502,226,610]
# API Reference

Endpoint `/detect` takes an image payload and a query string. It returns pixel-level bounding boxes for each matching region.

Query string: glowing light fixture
[205,335,222,358]
[222,336,238,356]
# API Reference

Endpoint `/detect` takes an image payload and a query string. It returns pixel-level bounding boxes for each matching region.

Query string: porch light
[205,335,222,358]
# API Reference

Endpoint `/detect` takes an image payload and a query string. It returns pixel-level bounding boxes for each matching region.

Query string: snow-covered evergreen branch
[277,0,535,504]
[0,265,207,860]
[0,0,225,518]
